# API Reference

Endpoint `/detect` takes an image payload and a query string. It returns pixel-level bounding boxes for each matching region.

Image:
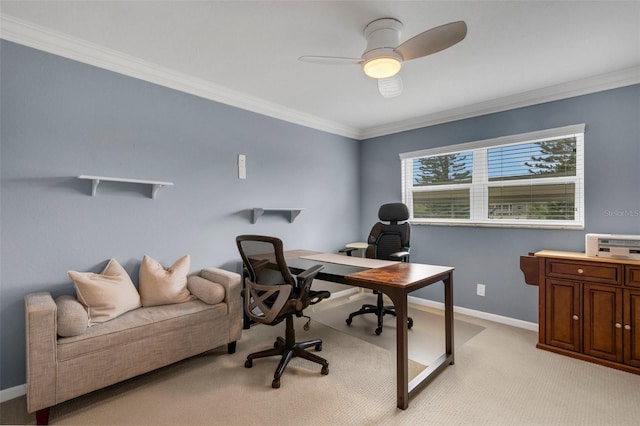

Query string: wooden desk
[283,250,455,410]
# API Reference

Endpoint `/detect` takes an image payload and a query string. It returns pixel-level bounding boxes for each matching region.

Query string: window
[400,124,585,229]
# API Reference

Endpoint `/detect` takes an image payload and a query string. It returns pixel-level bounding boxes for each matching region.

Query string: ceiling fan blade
[378,74,403,98]
[298,56,363,65]
[395,21,467,61]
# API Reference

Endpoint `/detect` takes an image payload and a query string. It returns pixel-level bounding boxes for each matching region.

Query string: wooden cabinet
[534,251,640,375]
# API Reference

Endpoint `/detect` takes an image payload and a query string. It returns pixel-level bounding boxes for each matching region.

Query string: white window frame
[400,124,585,229]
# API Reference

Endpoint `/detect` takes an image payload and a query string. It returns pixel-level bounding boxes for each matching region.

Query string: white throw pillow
[68,259,141,325]
[139,254,193,307]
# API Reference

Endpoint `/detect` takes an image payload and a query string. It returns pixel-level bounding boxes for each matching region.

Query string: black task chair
[340,203,414,335]
[236,235,330,389]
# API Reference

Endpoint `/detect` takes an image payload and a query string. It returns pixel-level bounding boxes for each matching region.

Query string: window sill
[409,220,584,230]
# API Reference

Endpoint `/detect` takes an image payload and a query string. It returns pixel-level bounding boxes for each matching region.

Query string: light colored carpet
[310,293,485,367]
[2,305,640,425]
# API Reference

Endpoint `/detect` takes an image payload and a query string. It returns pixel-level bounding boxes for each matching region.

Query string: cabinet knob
[625,324,631,330]
[572,315,579,320]
[615,323,622,328]
[577,268,584,274]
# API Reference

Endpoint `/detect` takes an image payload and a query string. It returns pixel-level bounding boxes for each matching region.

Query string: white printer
[585,233,640,260]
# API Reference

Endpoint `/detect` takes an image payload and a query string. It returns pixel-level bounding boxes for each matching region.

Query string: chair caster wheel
[375,327,382,335]
[408,318,414,329]
[346,318,352,325]
[272,379,280,389]
[245,359,253,368]
[321,365,329,375]
[315,343,322,351]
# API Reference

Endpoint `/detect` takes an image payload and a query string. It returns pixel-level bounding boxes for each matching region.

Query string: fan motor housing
[363,18,403,55]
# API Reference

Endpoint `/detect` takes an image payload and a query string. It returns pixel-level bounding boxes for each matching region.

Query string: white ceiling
[1,1,639,139]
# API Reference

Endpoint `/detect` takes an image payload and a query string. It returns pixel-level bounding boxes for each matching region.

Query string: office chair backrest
[236,235,295,287]
[366,203,411,261]
[236,235,296,324]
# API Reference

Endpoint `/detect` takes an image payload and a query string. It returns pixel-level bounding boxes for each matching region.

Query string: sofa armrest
[199,268,242,341]
[24,292,57,413]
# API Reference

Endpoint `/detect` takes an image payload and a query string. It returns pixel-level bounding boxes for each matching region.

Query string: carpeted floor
[2,300,640,425]
[311,293,485,367]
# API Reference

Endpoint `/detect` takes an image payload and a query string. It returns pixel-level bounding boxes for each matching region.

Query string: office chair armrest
[296,264,325,305]
[338,247,358,256]
[296,264,324,282]
[389,251,410,261]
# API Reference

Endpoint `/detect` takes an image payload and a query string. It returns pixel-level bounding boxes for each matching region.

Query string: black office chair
[340,203,414,335]
[236,235,330,389]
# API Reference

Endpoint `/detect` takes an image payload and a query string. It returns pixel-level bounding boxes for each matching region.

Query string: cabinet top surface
[535,250,640,266]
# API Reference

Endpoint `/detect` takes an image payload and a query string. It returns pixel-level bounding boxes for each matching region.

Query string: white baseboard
[329,287,361,299]
[407,295,539,332]
[1,384,25,402]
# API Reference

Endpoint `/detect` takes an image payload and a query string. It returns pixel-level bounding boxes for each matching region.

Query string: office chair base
[244,316,329,388]
[346,292,413,335]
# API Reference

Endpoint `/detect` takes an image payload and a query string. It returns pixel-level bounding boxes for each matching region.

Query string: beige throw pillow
[139,254,193,307]
[68,259,141,326]
[55,295,89,337]
[187,276,225,305]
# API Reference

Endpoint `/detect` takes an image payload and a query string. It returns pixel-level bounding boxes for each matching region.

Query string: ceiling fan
[298,18,467,98]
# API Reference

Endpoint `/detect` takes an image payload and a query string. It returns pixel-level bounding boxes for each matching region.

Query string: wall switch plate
[238,154,246,179]
[477,283,486,297]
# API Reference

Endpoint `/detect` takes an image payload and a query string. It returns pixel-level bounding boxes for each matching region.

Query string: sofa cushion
[56,300,227,361]
[68,259,142,325]
[139,255,194,307]
[187,276,225,305]
[55,295,89,337]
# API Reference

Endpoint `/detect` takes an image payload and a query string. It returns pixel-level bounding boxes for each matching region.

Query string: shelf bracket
[251,208,265,224]
[90,178,100,197]
[151,183,167,199]
[289,209,302,223]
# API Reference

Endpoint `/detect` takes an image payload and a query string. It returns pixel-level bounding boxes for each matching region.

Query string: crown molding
[361,66,640,140]
[2,14,638,142]
[0,14,361,139]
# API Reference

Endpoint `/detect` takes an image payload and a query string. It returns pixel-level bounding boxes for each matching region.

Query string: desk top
[283,249,454,289]
[300,252,398,268]
[347,262,454,289]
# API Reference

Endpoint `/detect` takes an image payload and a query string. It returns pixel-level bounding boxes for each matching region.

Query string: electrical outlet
[477,283,486,297]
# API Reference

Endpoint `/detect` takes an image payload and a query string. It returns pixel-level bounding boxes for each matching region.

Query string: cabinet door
[627,266,640,288]
[583,284,623,362]
[624,289,640,367]
[546,279,581,351]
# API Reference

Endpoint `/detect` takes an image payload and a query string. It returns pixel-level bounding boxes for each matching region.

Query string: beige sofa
[24,268,242,425]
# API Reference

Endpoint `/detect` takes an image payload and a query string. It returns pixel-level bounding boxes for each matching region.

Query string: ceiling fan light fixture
[362,56,402,79]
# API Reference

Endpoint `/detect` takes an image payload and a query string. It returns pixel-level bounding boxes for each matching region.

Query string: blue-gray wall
[0,41,360,390]
[359,85,640,322]
[2,39,640,392]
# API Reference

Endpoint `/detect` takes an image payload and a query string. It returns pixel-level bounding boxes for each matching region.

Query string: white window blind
[400,124,585,229]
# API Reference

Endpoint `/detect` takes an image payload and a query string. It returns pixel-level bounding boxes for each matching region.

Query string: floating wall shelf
[78,175,174,199]
[251,208,304,224]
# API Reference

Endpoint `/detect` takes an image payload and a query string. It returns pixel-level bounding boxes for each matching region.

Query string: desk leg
[387,272,455,410]
[387,289,409,410]
[444,273,455,365]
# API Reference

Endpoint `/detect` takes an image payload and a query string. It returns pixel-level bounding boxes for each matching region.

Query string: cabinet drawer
[627,266,640,288]
[546,260,622,285]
